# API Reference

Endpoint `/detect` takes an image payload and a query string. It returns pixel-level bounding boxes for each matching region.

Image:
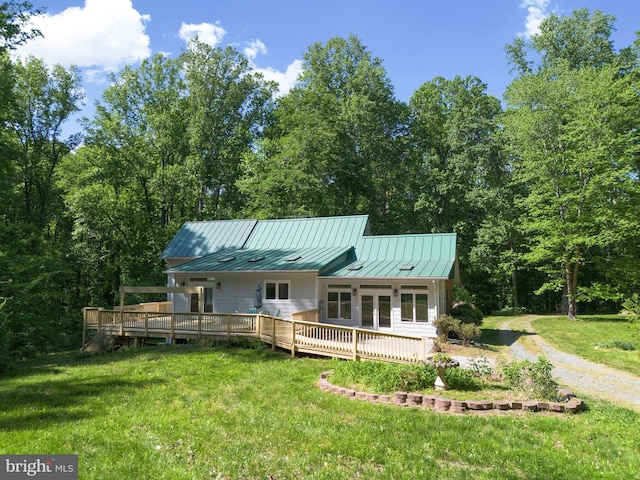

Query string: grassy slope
[1,346,639,479]
[531,316,640,377]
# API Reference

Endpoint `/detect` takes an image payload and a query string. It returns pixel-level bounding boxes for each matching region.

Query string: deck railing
[83,307,429,364]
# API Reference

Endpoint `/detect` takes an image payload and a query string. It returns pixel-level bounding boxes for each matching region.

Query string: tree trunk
[511,268,519,309]
[564,248,579,320]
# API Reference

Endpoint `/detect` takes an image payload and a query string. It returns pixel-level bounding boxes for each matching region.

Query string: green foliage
[499,357,558,401]
[451,303,483,325]
[444,367,480,391]
[434,313,481,345]
[594,340,636,351]
[330,360,438,394]
[456,322,482,345]
[434,314,460,341]
[466,356,494,377]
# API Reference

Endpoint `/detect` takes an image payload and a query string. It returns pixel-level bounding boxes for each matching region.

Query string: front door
[361,293,391,330]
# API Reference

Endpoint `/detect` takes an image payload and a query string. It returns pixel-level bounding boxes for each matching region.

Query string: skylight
[348,264,363,271]
[218,256,236,263]
[247,256,265,263]
[399,264,414,271]
[284,255,302,262]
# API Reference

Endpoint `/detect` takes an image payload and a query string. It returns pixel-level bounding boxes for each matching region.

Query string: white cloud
[178,22,226,47]
[244,39,267,61]
[254,59,303,96]
[14,0,151,75]
[520,0,550,37]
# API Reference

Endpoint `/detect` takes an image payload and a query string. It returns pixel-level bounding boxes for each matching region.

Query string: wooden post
[198,311,202,338]
[170,314,175,342]
[291,320,296,358]
[144,312,148,337]
[272,316,276,351]
[352,328,359,361]
[226,314,231,340]
[82,308,88,346]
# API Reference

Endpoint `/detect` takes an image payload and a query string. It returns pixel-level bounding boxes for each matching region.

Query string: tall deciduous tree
[182,40,276,220]
[240,35,408,232]
[503,9,640,318]
[408,75,503,272]
[10,56,83,230]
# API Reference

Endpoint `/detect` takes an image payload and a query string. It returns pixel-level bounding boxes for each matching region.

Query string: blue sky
[14,0,640,129]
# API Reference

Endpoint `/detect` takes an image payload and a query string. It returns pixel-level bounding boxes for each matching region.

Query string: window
[401,290,429,323]
[327,289,351,320]
[265,281,289,300]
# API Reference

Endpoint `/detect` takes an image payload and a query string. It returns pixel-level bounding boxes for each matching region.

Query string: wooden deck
[83,307,430,364]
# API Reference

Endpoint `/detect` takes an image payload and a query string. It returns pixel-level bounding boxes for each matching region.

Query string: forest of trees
[1,3,639,368]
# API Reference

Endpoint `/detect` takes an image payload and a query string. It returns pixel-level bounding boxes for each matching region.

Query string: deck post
[198,311,202,338]
[272,316,276,351]
[82,308,88,346]
[144,312,148,337]
[170,314,175,341]
[227,314,231,340]
[352,328,359,361]
[97,308,103,333]
[291,320,296,358]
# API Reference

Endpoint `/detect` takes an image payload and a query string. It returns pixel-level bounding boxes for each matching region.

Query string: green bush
[434,314,460,341]
[499,357,558,401]
[457,322,481,345]
[444,367,481,391]
[434,313,481,344]
[594,340,636,351]
[330,360,438,394]
[491,306,529,316]
[451,303,483,326]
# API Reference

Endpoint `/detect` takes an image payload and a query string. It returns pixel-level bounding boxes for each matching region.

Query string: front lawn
[532,315,640,377]
[1,345,639,479]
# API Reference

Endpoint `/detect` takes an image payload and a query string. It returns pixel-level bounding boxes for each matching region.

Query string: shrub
[330,360,438,394]
[434,314,460,341]
[594,340,636,351]
[451,303,483,326]
[492,306,529,316]
[444,367,480,391]
[499,357,558,401]
[457,322,481,345]
[466,356,494,377]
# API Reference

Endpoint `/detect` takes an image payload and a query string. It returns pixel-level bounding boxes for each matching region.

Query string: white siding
[171,272,318,317]
[318,278,442,339]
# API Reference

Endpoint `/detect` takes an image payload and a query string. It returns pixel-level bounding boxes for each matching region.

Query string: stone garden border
[317,370,586,414]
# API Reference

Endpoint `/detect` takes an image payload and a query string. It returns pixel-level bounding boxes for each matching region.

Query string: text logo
[1,455,78,479]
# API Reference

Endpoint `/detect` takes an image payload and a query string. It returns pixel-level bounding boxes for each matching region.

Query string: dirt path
[498,316,640,412]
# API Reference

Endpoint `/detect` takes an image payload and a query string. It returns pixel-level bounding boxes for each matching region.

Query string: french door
[360,292,391,330]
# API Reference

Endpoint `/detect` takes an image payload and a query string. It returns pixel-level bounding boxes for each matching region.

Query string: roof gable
[322,233,458,279]
[243,215,369,250]
[160,219,257,259]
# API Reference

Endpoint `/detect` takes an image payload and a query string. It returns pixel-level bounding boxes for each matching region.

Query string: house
[161,215,458,339]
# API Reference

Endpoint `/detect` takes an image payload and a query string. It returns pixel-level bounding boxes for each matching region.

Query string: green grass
[532,315,640,377]
[1,345,639,479]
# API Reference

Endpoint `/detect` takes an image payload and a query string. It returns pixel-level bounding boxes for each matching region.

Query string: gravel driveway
[498,317,640,412]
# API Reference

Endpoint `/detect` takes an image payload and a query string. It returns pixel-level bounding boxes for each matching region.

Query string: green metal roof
[160,216,457,280]
[165,246,354,273]
[160,219,257,259]
[321,233,458,279]
[243,215,370,250]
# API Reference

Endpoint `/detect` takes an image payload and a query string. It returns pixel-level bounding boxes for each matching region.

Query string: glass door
[360,293,392,330]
